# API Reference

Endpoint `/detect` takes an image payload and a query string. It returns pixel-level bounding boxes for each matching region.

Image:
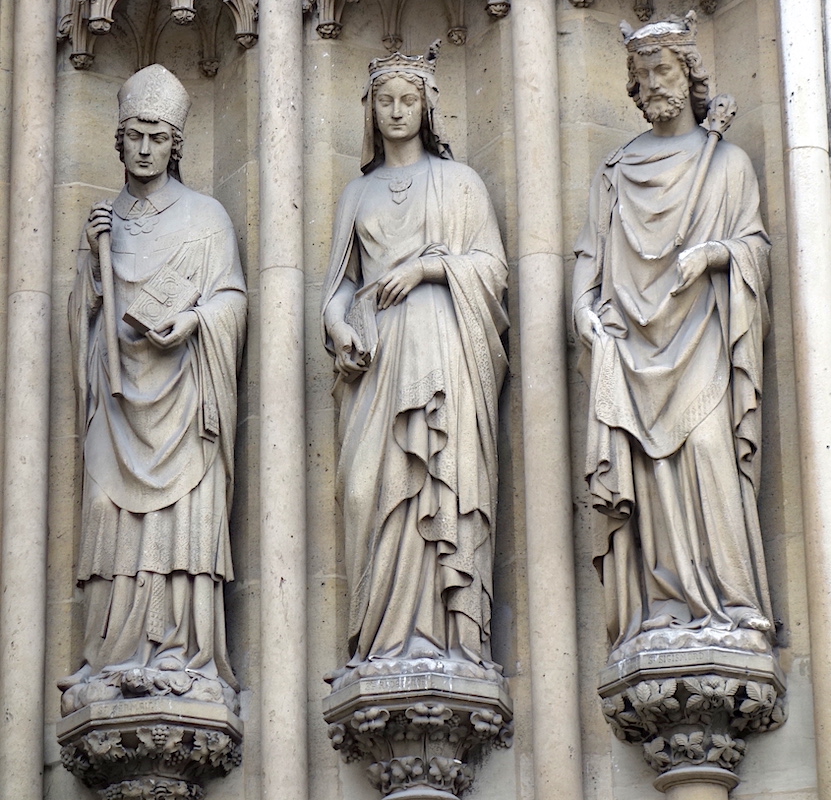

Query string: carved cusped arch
[57,0,258,76]
[304,0,510,51]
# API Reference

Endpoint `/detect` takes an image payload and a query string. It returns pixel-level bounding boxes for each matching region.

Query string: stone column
[511,2,585,799]
[257,3,309,800]
[0,0,57,797]
[778,1,831,797]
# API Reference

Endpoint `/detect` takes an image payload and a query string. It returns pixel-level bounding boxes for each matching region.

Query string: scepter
[675,93,737,249]
[98,229,123,397]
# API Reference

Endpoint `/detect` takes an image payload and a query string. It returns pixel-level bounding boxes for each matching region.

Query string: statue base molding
[598,647,785,790]
[57,697,243,799]
[385,788,458,800]
[653,765,739,800]
[322,663,513,799]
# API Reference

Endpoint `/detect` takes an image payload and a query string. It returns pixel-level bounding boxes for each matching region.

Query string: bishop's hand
[85,201,113,256]
[146,310,199,350]
[85,200,113,281]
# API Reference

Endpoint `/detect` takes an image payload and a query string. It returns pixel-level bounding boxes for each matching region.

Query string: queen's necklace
[376,158,427,205]
[388,176,412,204]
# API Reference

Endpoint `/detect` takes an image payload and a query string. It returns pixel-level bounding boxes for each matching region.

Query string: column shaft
[0,1,57,798]
[511,2,585,799]
[258,2,308,800]
[777,1,831,797]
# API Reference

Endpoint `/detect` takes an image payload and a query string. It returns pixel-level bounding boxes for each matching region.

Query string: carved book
[123,263,201,334]
[345,284,379,362]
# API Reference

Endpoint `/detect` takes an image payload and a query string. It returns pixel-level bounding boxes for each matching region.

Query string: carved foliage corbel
[486,0,510,19]
[89,0,121,33]
[57,0,99,70]
[223,0,259,47]
[601,675,786,775]
[170,0,197,26]
[327,701,513,797]
[442,0,465,45]
[633,0,654,22]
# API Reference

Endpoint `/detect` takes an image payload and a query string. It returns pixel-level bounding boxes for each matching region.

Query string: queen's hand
[329,319,369,379]
[376,259,426,309]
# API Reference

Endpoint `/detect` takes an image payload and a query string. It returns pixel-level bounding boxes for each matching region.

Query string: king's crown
[621,10,698,53]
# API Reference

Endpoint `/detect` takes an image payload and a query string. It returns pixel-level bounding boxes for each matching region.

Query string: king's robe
[573,126,773,647]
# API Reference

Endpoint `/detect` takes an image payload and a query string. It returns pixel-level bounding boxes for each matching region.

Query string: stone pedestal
[57,698,243,799]
[598,646,785,795]
[322,660,512,799]
[654,766,739,800]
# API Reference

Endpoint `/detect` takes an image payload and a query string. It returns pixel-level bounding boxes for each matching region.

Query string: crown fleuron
[369,39,441,81]
[621,10,698,52]
[118,64,191,131]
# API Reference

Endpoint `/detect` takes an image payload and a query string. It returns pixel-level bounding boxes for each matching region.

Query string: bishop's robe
[67,178,246,690]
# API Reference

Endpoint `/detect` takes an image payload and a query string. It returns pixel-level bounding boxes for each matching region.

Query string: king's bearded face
[632,46,690,123]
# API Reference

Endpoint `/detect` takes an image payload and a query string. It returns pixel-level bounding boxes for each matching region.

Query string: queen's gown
[322,154,508,666]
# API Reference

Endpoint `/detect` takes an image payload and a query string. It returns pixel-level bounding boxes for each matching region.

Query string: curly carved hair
[115,120,185,182]
[626,44,710,124]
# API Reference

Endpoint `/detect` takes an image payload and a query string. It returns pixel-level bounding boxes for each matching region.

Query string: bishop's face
[374,76,424,146]
[632,47,690,123]
[122,118,175,182]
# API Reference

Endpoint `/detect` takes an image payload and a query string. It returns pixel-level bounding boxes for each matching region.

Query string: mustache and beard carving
[642,82,690,123]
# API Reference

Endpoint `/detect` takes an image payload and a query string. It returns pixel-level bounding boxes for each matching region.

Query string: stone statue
[573,12,773,654]
[59,64,247,713]
[321,43,509,676]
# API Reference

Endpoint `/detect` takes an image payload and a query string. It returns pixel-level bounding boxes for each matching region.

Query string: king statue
[573,12,774,654]
[59,64,247,712]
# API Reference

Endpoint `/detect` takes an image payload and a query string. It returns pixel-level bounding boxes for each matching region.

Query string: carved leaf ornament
[327,700,513,796]
[602,674,786,775]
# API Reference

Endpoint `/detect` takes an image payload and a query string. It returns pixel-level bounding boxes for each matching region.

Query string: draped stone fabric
[68,178,246,685]
[573,127,773,647]
[322,154,508,666]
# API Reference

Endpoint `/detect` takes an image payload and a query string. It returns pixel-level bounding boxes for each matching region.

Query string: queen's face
[374,76,424,145]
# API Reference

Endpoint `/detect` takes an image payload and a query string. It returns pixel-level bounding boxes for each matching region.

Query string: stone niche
[50,4,259,800]
[306,2,522,800]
